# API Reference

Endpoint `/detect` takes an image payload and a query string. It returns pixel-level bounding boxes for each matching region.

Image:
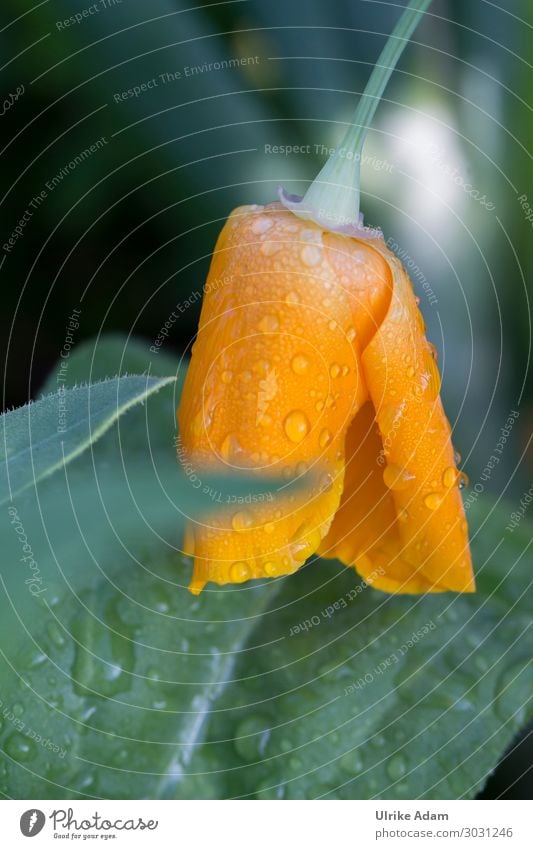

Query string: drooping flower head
[177,202,474,595]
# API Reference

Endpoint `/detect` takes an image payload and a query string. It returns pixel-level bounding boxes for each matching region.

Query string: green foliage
[0,372,176,506]
[0,336,530,799]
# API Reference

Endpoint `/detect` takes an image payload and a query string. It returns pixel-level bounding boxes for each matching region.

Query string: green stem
[283,0,432,234]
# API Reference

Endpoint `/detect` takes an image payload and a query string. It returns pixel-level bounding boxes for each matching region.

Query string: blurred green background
[0,0,531,797]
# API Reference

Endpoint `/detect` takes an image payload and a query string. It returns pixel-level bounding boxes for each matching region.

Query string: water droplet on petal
[261,240,281,256]
[251,216,273,234]
[291,354,310,374]
[319,473,333,492]
[301,245,322,266]
[259,314,279,332]
[284,410,309,443]
[319,429,331,448]
[406,366,415,378]
[424,492,443,510]
[378,404,402,436]
[346,327,356,342]
[264,561,281,576]
[383,464,414,491]
[230,562,251,583]
[221,370,233,384]
[232,511,253,532]
[264,522,275,534]
[330,363,341,378]
[420,348,441,399]
[442,466,458,488]
[220,433,243,462]
[286,291,300,304]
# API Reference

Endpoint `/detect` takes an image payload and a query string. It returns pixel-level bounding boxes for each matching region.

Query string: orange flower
[177,203,474,595]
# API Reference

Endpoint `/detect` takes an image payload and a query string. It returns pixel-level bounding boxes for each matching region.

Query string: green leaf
[0,335,530,800]
[0,374,176,507]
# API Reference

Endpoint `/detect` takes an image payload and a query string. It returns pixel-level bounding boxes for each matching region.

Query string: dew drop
[291,354,310,374]
[234,715,271,761]
[330,363,341,378]
[264,561,280,576]
[442,466,458,488]
[458,472,469,490]
[406,366,415,378]
[230,562,251,583]
[251,216,272,234]
[285,291,300,304]
[383,464,414,491]
[232,510,253,532]
[328,319,337,331]
[261,240,281,256]
[424,492,443,510]
[421,348,441,399]
[258,314,279,333]
[283,410,309,443]
[47,621,66,649]
[454,450,462,464]
[340,749,363,774]
[220,433,243,462]
[319,472,334,492]
[5,733,36,763]
[346,326,356,342]
[378,404,401,436]
[319,429,331,448]
[221,370,233,384]
[264,522,275,534]
[301,245,322,266]
[387,753,407,781]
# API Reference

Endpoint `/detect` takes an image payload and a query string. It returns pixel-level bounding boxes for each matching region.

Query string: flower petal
[321,238,474,593]
[178,204,371,591]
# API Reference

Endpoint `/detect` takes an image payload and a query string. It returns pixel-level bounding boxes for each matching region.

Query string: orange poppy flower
[177,202,474,595]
